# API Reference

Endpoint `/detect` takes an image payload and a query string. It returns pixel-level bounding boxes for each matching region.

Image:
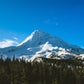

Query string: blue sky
[0,0,84,48]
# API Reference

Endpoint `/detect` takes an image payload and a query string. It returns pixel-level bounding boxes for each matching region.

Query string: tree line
[0,56,84,84]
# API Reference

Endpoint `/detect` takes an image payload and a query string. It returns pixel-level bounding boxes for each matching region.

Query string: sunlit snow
[0,30,84,61]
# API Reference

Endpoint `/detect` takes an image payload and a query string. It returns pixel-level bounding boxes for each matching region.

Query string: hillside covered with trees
[0,56,84,84]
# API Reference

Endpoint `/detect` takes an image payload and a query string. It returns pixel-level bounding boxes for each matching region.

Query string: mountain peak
[34,30,42,33]
[1,30,84,61]
[18,30,80,49]
[32,30,47,36]
[18,30,46,46]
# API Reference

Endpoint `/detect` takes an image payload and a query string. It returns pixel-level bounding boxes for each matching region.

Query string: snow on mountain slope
[18,30,78,48]
[0,30,84,61]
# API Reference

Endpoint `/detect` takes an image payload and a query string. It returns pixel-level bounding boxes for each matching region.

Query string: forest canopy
[0,56,84,84]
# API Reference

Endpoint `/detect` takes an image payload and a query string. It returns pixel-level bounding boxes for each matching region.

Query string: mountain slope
[0,30,84,61]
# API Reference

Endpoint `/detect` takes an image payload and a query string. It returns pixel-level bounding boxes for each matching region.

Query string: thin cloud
[0,39,18,48]
[44,18,59,26]
[13,37,18,40]
[9,32,17,36]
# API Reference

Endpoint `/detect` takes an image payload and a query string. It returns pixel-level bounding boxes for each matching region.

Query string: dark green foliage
[0,57,84,84]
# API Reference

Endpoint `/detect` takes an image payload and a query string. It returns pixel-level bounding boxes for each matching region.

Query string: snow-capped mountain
[0,30,84,61]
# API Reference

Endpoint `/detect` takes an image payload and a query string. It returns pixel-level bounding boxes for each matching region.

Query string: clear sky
[0,0,84,48]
